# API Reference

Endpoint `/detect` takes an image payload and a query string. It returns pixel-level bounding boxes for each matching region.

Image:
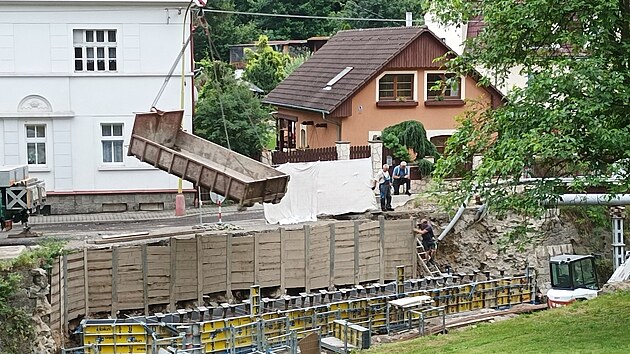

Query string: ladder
[416,237,442,278]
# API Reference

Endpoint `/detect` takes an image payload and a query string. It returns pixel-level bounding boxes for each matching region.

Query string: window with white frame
[101,123,124,163]
[426,72,461,100]
[25,124,47,165]
[73,29,117,72]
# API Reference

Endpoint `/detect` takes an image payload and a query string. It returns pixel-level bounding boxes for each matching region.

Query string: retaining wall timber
[49,217,416,332]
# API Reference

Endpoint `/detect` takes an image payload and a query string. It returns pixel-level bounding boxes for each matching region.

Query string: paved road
[0,206,267,247]
[0,195,412,247]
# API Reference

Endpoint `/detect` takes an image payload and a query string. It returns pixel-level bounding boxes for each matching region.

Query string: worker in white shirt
[373,164,394,211]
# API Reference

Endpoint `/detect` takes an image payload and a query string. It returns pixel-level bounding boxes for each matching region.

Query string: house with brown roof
[263,26,503,152]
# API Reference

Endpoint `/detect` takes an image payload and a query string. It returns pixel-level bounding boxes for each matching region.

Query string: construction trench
[47,207,582,354]
[39,111,622,353]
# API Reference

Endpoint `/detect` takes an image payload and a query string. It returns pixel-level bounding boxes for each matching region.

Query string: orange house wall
[276,70,494,148]
[277,109,340,148]
[342,70,493,145]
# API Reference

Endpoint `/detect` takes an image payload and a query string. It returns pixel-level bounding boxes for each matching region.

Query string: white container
[0,165,29,187]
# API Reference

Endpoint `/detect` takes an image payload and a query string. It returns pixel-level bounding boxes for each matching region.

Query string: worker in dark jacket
[414,219,436,263]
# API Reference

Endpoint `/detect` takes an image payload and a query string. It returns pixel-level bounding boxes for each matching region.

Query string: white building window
[73,29,117,72]
[101,123,124,163]
[25,124,47,165]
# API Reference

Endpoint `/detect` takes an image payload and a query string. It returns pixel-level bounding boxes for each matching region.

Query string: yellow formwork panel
[205,340,231,352]
[116,325,147,334]
[202,326,232,341]
[471,288,484,310]
[446,289,458,314]
[86,344,147,354]
[496,280,511,306]
[234,336,255,348]
[202,319,227,332]
[84,334,116,345]
[82,275,537,354]
[84,325,115,334]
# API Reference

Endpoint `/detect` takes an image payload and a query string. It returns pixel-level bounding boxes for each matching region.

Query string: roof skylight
[323,66,353,90]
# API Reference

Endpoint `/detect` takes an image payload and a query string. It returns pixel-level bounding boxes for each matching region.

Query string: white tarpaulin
[264,158,378,224]
[608,256,630,283]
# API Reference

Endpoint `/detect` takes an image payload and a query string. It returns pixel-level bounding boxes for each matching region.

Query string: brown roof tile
[263,26,429,113]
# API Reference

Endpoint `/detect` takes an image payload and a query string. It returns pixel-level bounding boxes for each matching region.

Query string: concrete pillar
[610,206,626,270]
[335,141,350,160]
[368,140,383,177]
[260,150,272,165]
[472,155,483,170]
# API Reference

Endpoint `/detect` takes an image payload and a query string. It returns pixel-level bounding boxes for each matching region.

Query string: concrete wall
[49,218,416,329]
[0,1,194,202]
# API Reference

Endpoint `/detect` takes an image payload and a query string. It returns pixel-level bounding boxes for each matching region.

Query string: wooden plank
[62,255,68,337]
[101,231,150,239]
[354,221,360,285]
[329,224,335,290]
[280,228,286,294]
[254,233,260,285]
[83,248,89,317]
[196,235,203,305]
[411,218,417,278]
[226,234,233,301]
[169,239,176,312]
[304,225,310,292]
[142,244,149,315]
[379,215,385,283]
[111,247,118,318]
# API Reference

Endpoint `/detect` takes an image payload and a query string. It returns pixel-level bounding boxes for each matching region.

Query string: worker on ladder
[415,219,437,264]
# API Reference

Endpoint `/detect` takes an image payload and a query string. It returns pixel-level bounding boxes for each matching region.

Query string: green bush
[0,240,66,354]
[382,120,438,177]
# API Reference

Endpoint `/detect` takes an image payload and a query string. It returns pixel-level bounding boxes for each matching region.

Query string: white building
[0,0,196,214]
[423,13,528,95]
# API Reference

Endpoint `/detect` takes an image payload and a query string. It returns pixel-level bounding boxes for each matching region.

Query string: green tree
[282,52,311,78]
[193,0,258,62]
[194,60,273,158]
[428,1,630,220]
[243,35,290,93]
[235,0,341,39]
[382,121,437,176]
[336,0,426,29]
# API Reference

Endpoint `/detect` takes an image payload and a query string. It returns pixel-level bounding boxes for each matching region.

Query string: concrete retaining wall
[49,217,416,333]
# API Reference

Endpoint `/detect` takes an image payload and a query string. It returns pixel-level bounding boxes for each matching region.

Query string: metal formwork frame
[80,269,534,353]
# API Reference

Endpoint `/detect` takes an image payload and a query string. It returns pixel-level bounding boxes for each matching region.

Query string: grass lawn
[364,291,630,354]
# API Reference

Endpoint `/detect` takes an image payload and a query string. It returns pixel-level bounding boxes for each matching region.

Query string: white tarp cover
[608,256,630,283]
[263,158,378,224]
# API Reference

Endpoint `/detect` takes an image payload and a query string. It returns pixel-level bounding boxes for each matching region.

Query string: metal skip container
[127,109,289,207]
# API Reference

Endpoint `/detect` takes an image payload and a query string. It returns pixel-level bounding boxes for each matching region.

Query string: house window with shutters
[73,29,117,72]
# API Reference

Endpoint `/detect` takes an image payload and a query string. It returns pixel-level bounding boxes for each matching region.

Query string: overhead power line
[202,8,423,23]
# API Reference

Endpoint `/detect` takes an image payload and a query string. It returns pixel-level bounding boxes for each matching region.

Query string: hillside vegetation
[366,290,630,354]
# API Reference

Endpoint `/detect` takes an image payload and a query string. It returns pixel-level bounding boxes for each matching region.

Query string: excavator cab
[547,254,599,307]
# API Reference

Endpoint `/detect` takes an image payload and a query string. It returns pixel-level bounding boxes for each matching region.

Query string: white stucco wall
[0,1,194,193]
[424,12,528,96]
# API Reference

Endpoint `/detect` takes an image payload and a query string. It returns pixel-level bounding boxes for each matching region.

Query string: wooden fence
[271,147,337,164]
[350,145,371,159]
[271,145,371,165]
[49,218,415,331]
